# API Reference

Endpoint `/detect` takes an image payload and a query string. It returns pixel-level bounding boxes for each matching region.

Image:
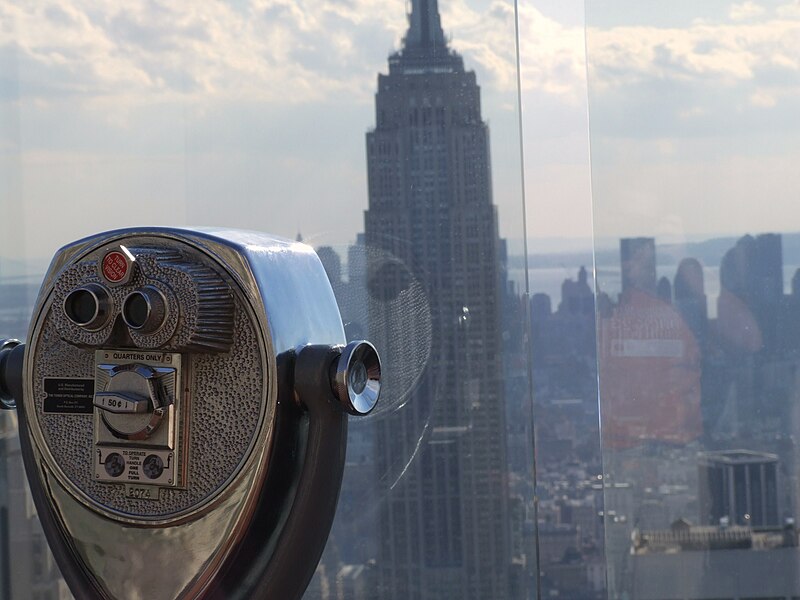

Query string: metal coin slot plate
[93,350,184,490]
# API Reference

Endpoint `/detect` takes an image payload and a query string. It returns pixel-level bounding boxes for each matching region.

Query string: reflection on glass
[365,0,516,595]
[588,2,800,599]
[312,0,533,597]
[1,0,534,599]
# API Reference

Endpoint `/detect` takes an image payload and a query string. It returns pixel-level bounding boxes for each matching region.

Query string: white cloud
[438,1,586,104]
[514,3,586,102]
[0,0,592,113]
[729,1,766,21]
[678,106,708,118]
[587,17,800,92]
[777,2,800,18]
[0,0,407,108]
[4,3,799,142]
[582,11,800,151]
[750,89,777,106]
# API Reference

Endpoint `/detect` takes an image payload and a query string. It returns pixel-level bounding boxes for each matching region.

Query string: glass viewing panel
[515,1,600,598]
[0,1,536,599]
[587,1,800,599]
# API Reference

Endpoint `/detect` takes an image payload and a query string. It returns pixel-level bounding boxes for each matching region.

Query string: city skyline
[2,223,800,598]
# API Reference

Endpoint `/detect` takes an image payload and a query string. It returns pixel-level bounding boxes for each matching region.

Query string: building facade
[364,1,513,597]
[698,450,780,528]
[620,237,657,296]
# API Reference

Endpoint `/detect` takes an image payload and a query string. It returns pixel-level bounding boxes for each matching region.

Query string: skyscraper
[698,450,779,528]
[364,1,513,597]
[620,237,657,296]
[719,233,783,352]
[674,257,708,340]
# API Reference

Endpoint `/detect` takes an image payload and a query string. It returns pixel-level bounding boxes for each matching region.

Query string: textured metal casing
[18,227,346,599]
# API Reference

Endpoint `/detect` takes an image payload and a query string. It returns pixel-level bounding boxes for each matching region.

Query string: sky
[0,0,799,264]
[587,0,800,244]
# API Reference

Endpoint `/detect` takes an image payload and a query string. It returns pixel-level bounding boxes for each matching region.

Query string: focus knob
[332,341,381,416]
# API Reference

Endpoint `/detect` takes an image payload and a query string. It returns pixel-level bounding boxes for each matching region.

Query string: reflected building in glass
[364,0,514,597]
[698,449,779,528]
[719,233,783,352]
[620,237,656,297]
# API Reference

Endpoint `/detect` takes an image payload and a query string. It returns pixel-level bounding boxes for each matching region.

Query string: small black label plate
[43,378,95,414]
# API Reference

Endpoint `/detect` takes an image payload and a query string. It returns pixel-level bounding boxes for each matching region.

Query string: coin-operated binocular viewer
[0,228,381,600]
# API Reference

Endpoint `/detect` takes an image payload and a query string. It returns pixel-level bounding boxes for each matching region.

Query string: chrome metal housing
[16,227,352,600]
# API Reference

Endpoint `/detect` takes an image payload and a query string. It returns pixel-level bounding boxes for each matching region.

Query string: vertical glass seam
[512,1,542,598]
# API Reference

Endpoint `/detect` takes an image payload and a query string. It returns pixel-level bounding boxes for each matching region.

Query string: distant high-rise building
[719,233,783,350]
[674,258,708,340]
[792,268,800,298]
[720,234,783,308]
[698,450,779,528]
[656,276,672,304]
[620,237,656,296]
[317,246,343,287]
[558,266,594,316]
[531,293,552,320]
[364,0,513,597]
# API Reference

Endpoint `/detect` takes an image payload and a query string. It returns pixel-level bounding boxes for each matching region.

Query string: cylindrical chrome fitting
[331,341,381,416]
[63,283,113,331]
[122,286,168,334]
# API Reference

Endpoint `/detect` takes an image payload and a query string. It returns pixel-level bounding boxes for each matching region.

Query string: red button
[102,251,129,283]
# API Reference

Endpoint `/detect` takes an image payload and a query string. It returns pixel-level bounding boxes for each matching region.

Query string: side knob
[294,341,381,416]
[0,339,24,409]
[331,341,381,416]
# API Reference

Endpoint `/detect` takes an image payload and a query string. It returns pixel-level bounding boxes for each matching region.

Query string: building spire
[403,0,447,52]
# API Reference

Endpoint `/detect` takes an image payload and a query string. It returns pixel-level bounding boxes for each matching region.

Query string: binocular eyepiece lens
[66,290,96,324]
[124,293,149,329]
[333,341,381,416]
[64,284,112,331]
[122,286,167,334]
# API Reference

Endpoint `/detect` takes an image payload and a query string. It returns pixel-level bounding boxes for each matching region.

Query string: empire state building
[365,1,514,597]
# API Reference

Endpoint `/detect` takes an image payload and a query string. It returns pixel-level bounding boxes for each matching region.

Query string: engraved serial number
[125,485,161,500]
